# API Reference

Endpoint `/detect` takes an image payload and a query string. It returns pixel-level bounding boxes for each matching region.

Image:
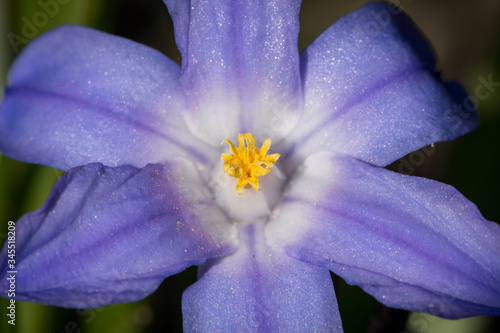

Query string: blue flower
[1,1,499,331]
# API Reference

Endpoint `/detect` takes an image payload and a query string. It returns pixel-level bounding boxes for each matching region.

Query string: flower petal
[281,2,477,169]
[267,152,500,318]
[0,25,213,170]
[0,160,237,308]
[164,0,303,144]
[182,222,342,332]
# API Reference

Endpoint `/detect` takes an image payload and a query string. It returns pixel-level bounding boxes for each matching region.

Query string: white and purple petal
[267,153,500,318]
[281,2,478,170]
[164,0,303,144]
[0,25,213,171]
[183,221,342,332]
[0,160,237,308]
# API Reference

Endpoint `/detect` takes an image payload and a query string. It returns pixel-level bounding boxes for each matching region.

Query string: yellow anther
[221,133,280,194]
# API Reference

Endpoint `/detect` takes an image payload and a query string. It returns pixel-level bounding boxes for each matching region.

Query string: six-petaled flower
[0,1,499,332]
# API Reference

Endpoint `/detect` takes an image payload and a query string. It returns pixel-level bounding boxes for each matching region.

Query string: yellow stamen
[221,133,280,194]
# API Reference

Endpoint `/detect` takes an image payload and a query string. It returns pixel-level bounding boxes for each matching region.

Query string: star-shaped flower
[1,1,499,332]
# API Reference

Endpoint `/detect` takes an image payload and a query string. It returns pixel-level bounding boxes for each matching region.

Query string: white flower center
[210,151,287,223]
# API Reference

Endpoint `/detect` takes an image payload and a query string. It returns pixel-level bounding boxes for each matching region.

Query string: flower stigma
[221,133,280,194]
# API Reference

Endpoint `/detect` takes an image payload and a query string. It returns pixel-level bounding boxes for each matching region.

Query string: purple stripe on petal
[280,3,477,170]
[183,221,342,332]
[0,25,212,170]
[2,86,212,167]
[267,152,500,318]
[164,0,303,145]
[0,160,237,308]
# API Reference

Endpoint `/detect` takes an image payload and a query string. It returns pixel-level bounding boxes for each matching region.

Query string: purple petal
[282,2,477,169]
[267,153,500,318]
[164,0,303,144]
[182,222,342,332]
[0,161,237,308]
[0,25,213,170]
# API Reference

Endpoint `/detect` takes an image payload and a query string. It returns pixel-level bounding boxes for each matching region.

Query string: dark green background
[0,0,499,332]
